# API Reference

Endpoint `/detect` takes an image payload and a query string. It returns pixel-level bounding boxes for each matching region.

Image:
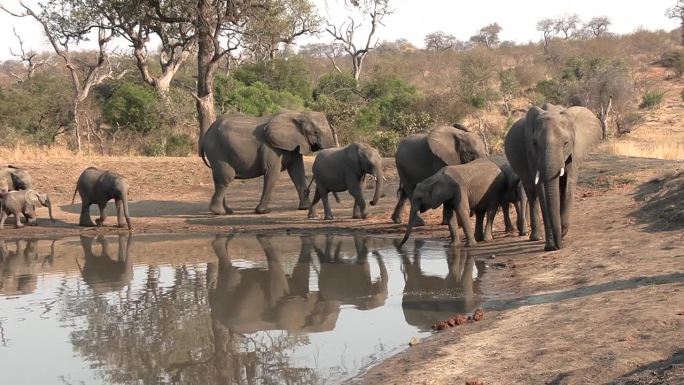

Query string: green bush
[165,134,194,156]
[313,73,358,103]
[143,141,166,157]
[233,57,312,101]
[535,79,565,105]
[639,90,665,109]
[214,76,304,116]
[370,130,402,157]
[103,82,161,133]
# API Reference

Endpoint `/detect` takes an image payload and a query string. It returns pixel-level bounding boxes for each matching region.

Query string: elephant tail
[71,185,78,205]
[200,142,211,168]
[332,192,341,203]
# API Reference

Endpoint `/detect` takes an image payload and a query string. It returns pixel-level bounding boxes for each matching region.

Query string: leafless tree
[666,1,684,46]
[424,31,463,52]
[7,27,53,81]
[583,16,611,38]
[1,1,128,154]
[554,14,581,40]
[536,18,555,53]
[325,0,392,82]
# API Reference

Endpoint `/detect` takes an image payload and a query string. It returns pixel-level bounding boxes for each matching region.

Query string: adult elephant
[505,103,602,251]
[391,124,487,225]
[0,165,32,192]
[200,111,336,215]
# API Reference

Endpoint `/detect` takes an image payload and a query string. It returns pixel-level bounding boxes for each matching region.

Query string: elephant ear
[264,112,311,154]
[24,190,41,206]
[427,126,464,165]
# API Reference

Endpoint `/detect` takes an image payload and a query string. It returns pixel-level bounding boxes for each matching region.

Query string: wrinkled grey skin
[78,234,133,294]
[308,142,384,220]
[490,155,527,236]
[0,239,55,295]
[314,234,388,310]
[0,165,33,192]
[0,189,54,228]
[392,125,487,226]
[72,167,132,230]
[200,111,336,215]
[400,158,511,248]
[505,103,602,250]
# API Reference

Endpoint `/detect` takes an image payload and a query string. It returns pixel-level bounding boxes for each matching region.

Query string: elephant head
[350,143,384,206]
[427,125,487,165]
[25,190,54,222]
[400,170,457,246]
[264,111,336,155]
[525,105,601,249]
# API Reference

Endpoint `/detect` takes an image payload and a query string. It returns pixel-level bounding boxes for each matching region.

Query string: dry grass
[599,139,684,160]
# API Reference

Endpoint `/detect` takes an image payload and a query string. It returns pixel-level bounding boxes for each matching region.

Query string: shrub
[639,90,665,109]
[143,141,166,157]
[232,57,312,101]
[103,82,161,133]
[457,48,500,109]
[214,76,304,116]
[165,134,194,156]
[313,73,358,103]
[370,130,402,157]
[659,50,684,76]
[535,79,565,105]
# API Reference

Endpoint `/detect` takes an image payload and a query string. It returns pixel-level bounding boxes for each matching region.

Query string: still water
[0,233,484,384]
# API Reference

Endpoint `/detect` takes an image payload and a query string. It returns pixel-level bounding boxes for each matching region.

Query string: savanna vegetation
[0,0,682,158]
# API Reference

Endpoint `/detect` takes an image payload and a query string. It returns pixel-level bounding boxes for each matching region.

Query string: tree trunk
[196,4,217,155]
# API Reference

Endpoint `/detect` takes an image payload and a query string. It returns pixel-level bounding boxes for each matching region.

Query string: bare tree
[666,1,684,46]
[7,27,52,81]
[554,14,581,40]
[583,16,611,38]
[424,31,463,52]
[536,18,555,53]
[298,42,346,73]
[325,0,392,83]
[92,1,196,101]
[1,1,128,154]
[469,23,501,48]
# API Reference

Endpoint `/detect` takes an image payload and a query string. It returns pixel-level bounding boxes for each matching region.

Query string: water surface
[0,233,484,384]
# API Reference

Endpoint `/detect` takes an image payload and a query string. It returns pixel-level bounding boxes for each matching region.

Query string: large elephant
[313,234,388,310]
[392,124,487,226]
[307,142,384,220]
[72,167,132,230]
[400,157,518,247]
[77,234,134,294]
[505,104,602,250]
[0,165,33,192]
[397,240,483,330]
[200,111,336,215]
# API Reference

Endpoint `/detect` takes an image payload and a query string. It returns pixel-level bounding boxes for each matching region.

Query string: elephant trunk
[43,196,55,222]
[542,172,563,250]
[399,206,420,247]
[370,164,383,206]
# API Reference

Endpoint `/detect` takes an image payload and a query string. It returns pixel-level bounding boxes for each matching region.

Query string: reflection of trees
[398,240,484,330]
[0,239,55,295]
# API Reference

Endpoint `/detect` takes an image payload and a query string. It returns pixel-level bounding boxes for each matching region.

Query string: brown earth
[1,153,683,385]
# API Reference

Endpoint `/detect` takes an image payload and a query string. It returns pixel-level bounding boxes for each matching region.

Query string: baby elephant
[308,142,384,220]
[400,157,518,247]
[72,167,132,230]
[0,189,54,228]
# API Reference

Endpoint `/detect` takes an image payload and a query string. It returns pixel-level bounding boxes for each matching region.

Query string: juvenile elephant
[71,167,131,230]
[0,165,33,192]
[200,111,336,215]
[505,104,602,250]
[0,189,54,228]
[307,142,384,220]
[392,124,487,226]
[77,234,133,294]
[400,158,514,247]
[491,155,527,236]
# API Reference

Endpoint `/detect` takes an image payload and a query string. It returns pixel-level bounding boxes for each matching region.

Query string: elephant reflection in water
[314,234,388,310]
[0,239,55,295]
[77,234,134,294]
[398,240,484,330]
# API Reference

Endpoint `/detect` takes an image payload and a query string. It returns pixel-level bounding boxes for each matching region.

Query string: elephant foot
[483,234,493,242]
[15,224,24,229]
[544,243,560,251]
[324,214,334,220]
[464,239,477,248]
[209,204,226,215]
[562,227,569,236]
[79,221,96,227]
[95,219,105,227]
[529,233,543,241]
[297,200,311,210]
[307,211,317,219]
[505,226,516,233]
[391,215,402,224]
[223,206,234,215]
[255,206,271,215]
[414,216,426,227]
[519,230,528,236]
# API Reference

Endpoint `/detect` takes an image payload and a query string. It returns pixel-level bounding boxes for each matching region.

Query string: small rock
[409,336,420,346]
[465,380,484,385]
[472,308,484,322]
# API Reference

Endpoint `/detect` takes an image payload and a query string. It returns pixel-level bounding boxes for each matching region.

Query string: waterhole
[0,233,484,384]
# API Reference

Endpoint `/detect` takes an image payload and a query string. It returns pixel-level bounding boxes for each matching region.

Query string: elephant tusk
[535,170,540,185]
[559,167,565,177]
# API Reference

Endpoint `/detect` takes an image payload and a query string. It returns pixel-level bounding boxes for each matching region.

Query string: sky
[0,0,679,61]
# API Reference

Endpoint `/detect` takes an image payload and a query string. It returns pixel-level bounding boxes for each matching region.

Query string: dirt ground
[1,153,683,385]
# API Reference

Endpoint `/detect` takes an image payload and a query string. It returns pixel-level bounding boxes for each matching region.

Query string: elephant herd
[1,103,601,252]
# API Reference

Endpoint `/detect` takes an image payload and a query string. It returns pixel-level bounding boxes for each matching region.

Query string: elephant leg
[527,191,543,241]
[95,202,107,227]
[255,160,281,215]
[484,204,499,241]
[209,161,235,215]
[79,201,96,227]
[456,197,476,247]
[474,210,485,241]
[0,211,6,229]
[560,174,575,237]
[445,204,460,245]
[502,203,515,233]
[13,210,23,228]
[349,178,367,219]
[115,199,127,228]
[307,189,321,219]
[286,154,311,210]
[441,205,453,226]
[391,185,408,224]
[321,190,334,220]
